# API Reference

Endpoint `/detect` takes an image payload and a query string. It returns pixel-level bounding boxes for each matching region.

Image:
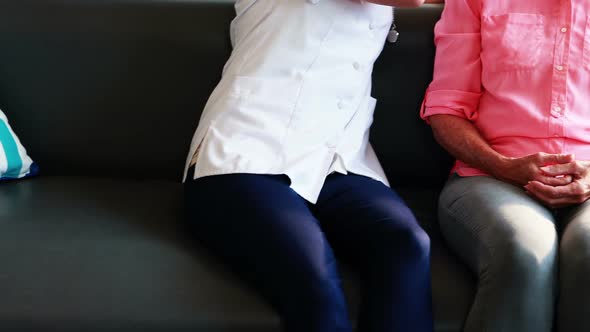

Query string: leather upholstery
[0,2,474,331]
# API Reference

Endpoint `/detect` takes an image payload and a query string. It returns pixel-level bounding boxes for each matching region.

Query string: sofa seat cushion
[0,177,473,331]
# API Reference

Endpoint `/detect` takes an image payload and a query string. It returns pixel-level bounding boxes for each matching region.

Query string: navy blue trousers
[184,171,434,332]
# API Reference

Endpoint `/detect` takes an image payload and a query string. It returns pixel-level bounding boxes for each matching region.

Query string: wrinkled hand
[493,152,574,187]
[525,160,590,208]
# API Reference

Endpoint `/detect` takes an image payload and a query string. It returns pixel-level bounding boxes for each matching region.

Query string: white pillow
[0,110,38,180]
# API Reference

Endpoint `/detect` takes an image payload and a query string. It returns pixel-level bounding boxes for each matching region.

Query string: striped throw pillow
[0,110,38,180]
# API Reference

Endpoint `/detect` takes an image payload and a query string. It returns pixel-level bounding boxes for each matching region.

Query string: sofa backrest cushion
[0,0,450,186]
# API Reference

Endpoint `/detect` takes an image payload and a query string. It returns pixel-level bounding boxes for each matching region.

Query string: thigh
[558,200,590,331]
[314,173,434,331]
[313,173,428,265]
[184,173,343,305]
[558,200,590,275]
[559,199,590,254]
[440,175,558,332]
[439,174,557,278]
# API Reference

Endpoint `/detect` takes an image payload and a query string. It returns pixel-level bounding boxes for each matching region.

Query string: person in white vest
[184,0,432,331]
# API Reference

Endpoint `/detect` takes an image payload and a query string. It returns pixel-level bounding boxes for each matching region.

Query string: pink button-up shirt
[421,0,590,176]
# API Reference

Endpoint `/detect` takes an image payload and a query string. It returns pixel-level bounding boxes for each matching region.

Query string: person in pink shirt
[422,0,590,331]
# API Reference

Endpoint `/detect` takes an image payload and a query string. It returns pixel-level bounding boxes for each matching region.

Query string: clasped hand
[495,152,590,208]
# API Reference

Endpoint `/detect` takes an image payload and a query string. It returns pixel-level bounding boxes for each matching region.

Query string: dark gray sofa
[0,1,475,331]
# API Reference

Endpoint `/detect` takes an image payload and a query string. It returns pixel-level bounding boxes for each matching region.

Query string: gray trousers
[439,175,590,332]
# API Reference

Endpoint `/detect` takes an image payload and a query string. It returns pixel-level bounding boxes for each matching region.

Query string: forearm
[365,0,424,7]
[429,114,507,176]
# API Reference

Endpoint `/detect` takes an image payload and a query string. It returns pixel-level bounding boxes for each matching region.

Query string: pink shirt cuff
[420,89,482,123]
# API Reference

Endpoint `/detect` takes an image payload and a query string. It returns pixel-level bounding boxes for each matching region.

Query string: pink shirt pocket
[481,13,548,73]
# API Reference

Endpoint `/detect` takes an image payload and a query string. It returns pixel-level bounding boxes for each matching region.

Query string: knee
[493,231,558,282]
[561,227,590,274]
[379,224,431,264]
[403,226,431,261]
